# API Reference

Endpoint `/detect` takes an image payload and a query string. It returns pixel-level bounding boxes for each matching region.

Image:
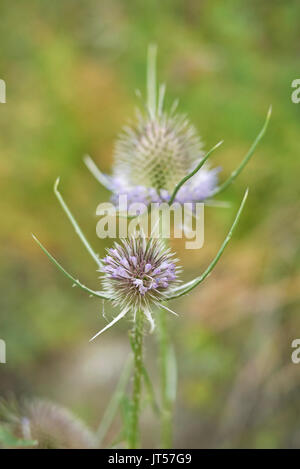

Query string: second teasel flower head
[112,107,207,196]
[110,46,219,206]
[100,236,180,331]
[84,46,270,212]
[85,45,220,208]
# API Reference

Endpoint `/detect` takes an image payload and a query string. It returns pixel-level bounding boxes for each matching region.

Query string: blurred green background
[1,0,300,448]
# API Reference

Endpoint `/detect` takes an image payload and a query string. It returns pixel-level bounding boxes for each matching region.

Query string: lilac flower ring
[100,237,180,332]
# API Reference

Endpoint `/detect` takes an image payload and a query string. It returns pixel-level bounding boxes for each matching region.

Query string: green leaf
[165,344,177,404]
[120,395,133,447]
[96,355,132,447]
[142,366,160,415]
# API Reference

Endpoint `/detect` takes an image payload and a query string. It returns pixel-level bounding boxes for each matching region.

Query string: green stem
[158,308,173,448]
[128,311,144,449]
[147,44,157,118]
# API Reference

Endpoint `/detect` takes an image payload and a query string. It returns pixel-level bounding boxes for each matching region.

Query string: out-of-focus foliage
[0,0,299,448]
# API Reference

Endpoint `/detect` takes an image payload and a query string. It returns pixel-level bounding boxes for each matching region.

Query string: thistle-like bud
[90,236,180,340]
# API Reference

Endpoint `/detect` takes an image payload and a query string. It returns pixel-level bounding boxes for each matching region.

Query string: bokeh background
[1,0,300,448]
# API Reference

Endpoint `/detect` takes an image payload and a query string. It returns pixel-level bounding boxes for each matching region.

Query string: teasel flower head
[0,398,96,449]
[84,46,271,210]
[33,180,249,341]
[84,45,221,209]
[109,93,220,206]
[98,236,180,336]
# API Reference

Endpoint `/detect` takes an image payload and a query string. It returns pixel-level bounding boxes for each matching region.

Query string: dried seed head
[0,399,95,449]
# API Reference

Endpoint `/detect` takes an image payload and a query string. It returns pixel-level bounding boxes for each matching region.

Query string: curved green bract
[32,234,110,301]
[213,106,271,196]
[169,140,223,205]
[166,189,249,300]
[54,177,102,268]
